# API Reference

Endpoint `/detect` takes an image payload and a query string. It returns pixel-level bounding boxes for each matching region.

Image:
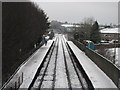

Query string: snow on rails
[1,34,117,90]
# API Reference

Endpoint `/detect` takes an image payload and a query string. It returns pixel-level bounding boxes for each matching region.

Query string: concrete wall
[72,40,120,88]
[95,44,120,49]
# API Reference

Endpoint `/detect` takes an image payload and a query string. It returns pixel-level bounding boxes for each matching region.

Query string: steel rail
[28,38,57,90]
[62,37,90,90]
[52,37,59,90]
[61,39,72,90]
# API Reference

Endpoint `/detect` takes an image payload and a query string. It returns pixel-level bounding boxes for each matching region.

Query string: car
[82,40,94,44]
[109,40,119,44]
[82,40,95,50]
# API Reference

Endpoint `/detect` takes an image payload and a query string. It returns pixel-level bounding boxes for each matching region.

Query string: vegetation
[90,21,101,43]
[79,17,94,41]
[50,20,67,33]
[73,18,101,43]
[2,2,49,84]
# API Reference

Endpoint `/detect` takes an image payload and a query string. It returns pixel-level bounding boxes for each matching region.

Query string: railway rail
[28,35,93,90]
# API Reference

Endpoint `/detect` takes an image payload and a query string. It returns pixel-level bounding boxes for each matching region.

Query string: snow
[2,34,118,89]
[33,37,58,88]
[33,35,86,88]
[19,40,54,88]
[67,41,117,88]
[45,36,50,39]
[100,28,120,34]
[106,48,120,67]
[62,38,82,88]
[2,40,54,89]
[61,24,79,28]
[55,36,69,88]
[33,35,70,88]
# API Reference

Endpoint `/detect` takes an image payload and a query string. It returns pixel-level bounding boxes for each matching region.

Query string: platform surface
[2,40,54,89]
[67,41,117,88]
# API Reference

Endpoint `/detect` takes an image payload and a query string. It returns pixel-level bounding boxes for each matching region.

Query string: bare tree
[78,17,95,41]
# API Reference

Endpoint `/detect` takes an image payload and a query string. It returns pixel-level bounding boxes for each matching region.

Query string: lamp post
[118,28,120,66]
[113,34,116,64]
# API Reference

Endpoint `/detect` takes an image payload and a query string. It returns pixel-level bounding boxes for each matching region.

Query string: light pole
[113,34,116,64]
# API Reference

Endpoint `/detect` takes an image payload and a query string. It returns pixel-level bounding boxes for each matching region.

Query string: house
[61,24,79,32]
[100,28,120,41]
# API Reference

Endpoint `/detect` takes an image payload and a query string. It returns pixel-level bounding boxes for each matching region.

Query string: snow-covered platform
[67,41,117,88]
[2,40,54,89]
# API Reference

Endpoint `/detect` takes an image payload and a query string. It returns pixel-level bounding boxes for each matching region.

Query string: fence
[72,39,120,88]
[1,72,23,90]
[1,41,45,90]
[10,72,23,90]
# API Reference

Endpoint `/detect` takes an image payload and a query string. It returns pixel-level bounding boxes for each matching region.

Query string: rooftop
[61,24,79,28]
[100,28,120,34]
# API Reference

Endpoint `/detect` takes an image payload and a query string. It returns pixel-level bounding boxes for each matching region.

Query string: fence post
[18,77,20,88]
[10,87,12,90]
[22,72,23,83]
[118,78,120,89]
[15,82,17,90]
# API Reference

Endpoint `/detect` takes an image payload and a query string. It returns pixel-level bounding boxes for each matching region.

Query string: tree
[2,2,49,84]
[74,32,79,40]
[78,17,94,41]
[90,21,101,43]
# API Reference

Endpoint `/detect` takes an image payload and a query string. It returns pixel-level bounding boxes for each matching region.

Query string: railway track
[28,35,93,90]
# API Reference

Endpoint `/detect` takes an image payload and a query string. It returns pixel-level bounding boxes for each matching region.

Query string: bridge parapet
[95,43,120,49]
[72,39,120,88]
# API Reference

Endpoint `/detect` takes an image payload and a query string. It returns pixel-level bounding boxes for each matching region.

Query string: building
[61,24,79,32]
[100,28,120,41]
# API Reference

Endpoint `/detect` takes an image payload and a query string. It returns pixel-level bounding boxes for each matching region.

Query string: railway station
[1,34,119,90]
[1,1,120,90]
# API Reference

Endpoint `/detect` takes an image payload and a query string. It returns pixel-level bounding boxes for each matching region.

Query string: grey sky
[32,2,118,25]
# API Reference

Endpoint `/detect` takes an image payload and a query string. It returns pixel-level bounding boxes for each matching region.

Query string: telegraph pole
[113,34,116,64]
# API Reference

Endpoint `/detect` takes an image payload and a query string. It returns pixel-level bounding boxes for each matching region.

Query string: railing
[1,72,23,90]
[72,39,120,88]
[10,72,23,90]
[1,42,44,90]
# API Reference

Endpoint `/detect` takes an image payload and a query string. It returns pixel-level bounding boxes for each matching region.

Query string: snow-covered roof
[100,28,120,34]
[61,24,79,28]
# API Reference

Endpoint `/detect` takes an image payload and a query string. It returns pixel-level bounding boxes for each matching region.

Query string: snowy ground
[54,36,69,88]
[62,38,83,88]
[67,41,117,88]
[96,47,120,68]
[32,36,58,88]
[106,48,120,67]
[1,40,54,89]
[108,48,120,66]
[1,34,118,89]
[32,35,85,89]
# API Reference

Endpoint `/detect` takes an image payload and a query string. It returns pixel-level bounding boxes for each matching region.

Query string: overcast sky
[30,1,118,25]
